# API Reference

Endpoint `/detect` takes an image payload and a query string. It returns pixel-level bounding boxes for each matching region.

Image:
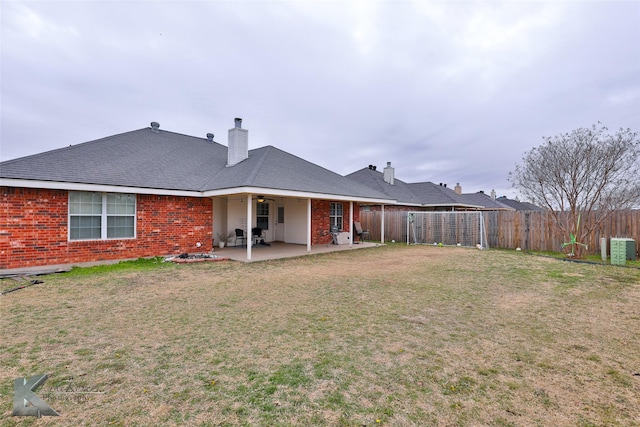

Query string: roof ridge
[244,146,272,185]
[150,127,227,146]
[0,128,151,164]
[1,127,228,165]
[261,145,341,176]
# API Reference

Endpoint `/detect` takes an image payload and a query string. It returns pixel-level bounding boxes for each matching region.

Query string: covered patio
[211,191,390,261]
[211,241,382,262]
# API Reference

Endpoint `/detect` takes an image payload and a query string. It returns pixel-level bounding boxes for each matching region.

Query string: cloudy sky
[2,1,639,198]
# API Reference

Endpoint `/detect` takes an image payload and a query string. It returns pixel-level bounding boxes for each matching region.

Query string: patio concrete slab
[211,241,382,262]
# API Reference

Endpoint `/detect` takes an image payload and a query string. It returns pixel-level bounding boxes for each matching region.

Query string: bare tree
[510,123,640,257]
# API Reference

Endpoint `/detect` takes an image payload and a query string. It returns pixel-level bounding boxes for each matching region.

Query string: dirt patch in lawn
[1,245,639,426]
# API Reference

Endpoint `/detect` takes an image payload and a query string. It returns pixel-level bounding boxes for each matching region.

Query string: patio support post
[349,201,353,247]
[381,204,385,243]
[306,198,311,252]
[246,193,252,260]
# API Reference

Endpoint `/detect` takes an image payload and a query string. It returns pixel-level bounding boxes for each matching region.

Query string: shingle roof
[345,168,420,204]
[0,126,391,200]
[407,182,474,207]
[346,167,481,208]
[495,196,545,211]
[1,128,225,191]
[459,192,515,210]
[203,146,391,198]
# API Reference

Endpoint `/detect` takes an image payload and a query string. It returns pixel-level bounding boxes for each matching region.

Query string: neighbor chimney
[491,189,496,200]
[383,162,395,185]
[454,183,462,195]
[227,118,248,166]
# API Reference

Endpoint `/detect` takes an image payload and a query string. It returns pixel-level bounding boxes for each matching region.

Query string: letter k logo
[13,374,59,417]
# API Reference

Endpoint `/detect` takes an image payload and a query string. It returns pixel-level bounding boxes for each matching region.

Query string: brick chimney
[454,183,462,195]
[383,161,395,185]
[227,118,248,166]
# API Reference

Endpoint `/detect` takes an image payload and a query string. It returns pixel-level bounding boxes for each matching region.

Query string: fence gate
[407,211,488,249]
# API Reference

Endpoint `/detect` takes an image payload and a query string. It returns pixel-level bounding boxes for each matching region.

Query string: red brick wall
[0,187,213,270]
[311,200,360,245]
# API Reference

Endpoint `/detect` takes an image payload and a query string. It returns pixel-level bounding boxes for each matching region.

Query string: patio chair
[328,226,340,246]
[353,221,370,242]
[252,227,269,245]
[234,229,247,246]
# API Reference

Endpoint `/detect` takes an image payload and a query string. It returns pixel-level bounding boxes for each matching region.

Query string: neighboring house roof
[0,125,392,202]
[345,167,420,204]
[459,192,515,211]
[407,182,478,208]
[495,196,545,211]
[345,167,483,209]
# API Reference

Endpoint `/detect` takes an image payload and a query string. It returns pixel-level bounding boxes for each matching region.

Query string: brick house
[1,119,392,273]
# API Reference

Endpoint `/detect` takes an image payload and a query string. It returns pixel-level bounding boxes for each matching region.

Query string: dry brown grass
[1,245,639,426]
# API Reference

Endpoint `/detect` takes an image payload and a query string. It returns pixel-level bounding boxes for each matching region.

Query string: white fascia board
[1,179,397,204]
[202,186,395,204]
[0,179,201,197]
[421,202,486,209]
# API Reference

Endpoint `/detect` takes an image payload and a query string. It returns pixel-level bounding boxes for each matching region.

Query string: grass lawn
[1,245,639,426]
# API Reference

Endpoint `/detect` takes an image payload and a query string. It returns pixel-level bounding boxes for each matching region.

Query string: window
[69,192,102,240]
[256,202,269,230]
[107,193,136,238]
[330,202,343,231]
[277,206,285,224]
[69,192,136,240]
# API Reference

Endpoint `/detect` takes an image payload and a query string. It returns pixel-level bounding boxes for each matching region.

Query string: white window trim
[256,202,269,230]
[68,192,137,241]
[330,202,344,231]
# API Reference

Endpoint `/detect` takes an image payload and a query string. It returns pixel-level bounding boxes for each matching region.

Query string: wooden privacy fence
[360,210,640,255]
[483,210,640,254]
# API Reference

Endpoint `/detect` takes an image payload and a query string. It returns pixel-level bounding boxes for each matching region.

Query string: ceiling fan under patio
[253,195,276,203]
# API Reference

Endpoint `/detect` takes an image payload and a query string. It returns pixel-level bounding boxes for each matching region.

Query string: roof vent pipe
[150,122,160,132]
[206,133,214,142]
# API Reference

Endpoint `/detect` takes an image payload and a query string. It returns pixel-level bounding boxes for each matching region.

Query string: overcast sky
[2,1,639,198]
